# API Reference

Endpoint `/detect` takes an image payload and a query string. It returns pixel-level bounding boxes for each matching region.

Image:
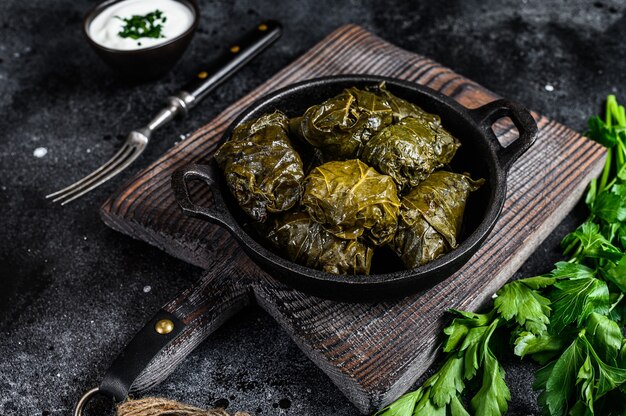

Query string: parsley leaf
[587,115,619,147]
[548,277,610,333]
[460,325,491,380]
[551,261,595,280]
[585,312,623,365]
[428,355,465,407]
[575,355,595,414]
[495,279,551,334]
[616,223,626,251]
[591,191,626,223]
[595,356,626,398]
[443,309,493,353]
[412,395,446,416]
[470,349,510,416]
[534,336,586,416]
[513,332,565,364]
[449,395,470,416]
[603,254,626,293]
[582,332,626,398]
[562,221,618,260]
[375,389,423,416]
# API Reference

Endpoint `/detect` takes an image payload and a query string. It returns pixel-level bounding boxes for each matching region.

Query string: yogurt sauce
[89,0,194,50]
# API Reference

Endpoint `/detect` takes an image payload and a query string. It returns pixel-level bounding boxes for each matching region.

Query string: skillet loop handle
[171,163,235,231]
[470,99,538,170]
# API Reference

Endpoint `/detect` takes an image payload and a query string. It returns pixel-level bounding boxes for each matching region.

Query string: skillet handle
[171,162,236,232]
[470,99,538,170]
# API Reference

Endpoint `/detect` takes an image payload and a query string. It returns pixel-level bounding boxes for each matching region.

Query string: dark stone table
[1,0,624,414]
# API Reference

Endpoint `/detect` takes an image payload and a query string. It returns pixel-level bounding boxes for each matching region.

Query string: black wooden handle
[98,263,253,402]
[181,20,282,108]
[471,99,538,170]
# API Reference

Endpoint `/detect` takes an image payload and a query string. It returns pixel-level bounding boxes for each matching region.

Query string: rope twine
[116,397,251,416]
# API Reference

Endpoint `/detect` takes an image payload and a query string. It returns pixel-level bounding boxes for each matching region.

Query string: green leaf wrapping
[360,117,460,191]
[373,82,443,125]
[301,159,401,246]
[392,171,483,268]
[266,211,373,275]
[214,111,304,222]
[295,87,394,159]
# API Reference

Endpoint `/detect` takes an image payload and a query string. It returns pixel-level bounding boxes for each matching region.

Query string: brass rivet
[197,71,208,79]
[230,45,240,53]
[155,319,174,335]
[258,23,268,31]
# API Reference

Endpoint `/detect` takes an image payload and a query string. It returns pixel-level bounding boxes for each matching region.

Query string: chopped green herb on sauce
[116,9,166,40]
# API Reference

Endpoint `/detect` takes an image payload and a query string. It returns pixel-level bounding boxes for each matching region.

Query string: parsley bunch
[376,96,626,416]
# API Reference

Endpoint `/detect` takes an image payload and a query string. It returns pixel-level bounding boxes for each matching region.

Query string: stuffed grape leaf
[393,171,484,268]
[267,211,373,275]
[372,82,442,126]
[361,116,461,191]
[302,159,401,246]
[293,87,394,159]
[214,111,304,222]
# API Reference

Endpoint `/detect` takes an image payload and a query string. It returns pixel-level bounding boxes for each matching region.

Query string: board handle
[75,262,253,414]
[470,99,538,170]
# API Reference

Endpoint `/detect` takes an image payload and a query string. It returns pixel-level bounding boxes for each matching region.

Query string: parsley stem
[608,292,624,314]
[617,104,626,126]
[616,140,625,168]
[606,95,618,127]
[599,146,612,193]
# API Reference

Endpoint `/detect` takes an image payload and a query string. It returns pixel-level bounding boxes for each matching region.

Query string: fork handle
[170,20,282,115]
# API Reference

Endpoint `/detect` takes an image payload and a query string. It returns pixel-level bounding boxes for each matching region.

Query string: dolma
[214,111,304,222]
[361,116,461,191]
[393,171,484,268]
[267,211,373,275]
[372,82,442,126]
[302,159,401,246]
[293,87,394,159]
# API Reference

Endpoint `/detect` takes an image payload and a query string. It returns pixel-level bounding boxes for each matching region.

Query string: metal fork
[47,20,282,205]
[46,104,180,205]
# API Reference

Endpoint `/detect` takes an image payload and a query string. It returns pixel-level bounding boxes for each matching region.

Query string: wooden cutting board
[101,25,605,414]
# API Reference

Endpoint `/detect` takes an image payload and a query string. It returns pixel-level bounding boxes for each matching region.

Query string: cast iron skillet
[171,75,537,302]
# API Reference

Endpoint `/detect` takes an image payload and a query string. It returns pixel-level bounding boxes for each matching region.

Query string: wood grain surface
[100,25,606,414]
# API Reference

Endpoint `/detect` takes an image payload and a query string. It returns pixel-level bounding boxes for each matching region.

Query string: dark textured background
[1,0,624,415]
